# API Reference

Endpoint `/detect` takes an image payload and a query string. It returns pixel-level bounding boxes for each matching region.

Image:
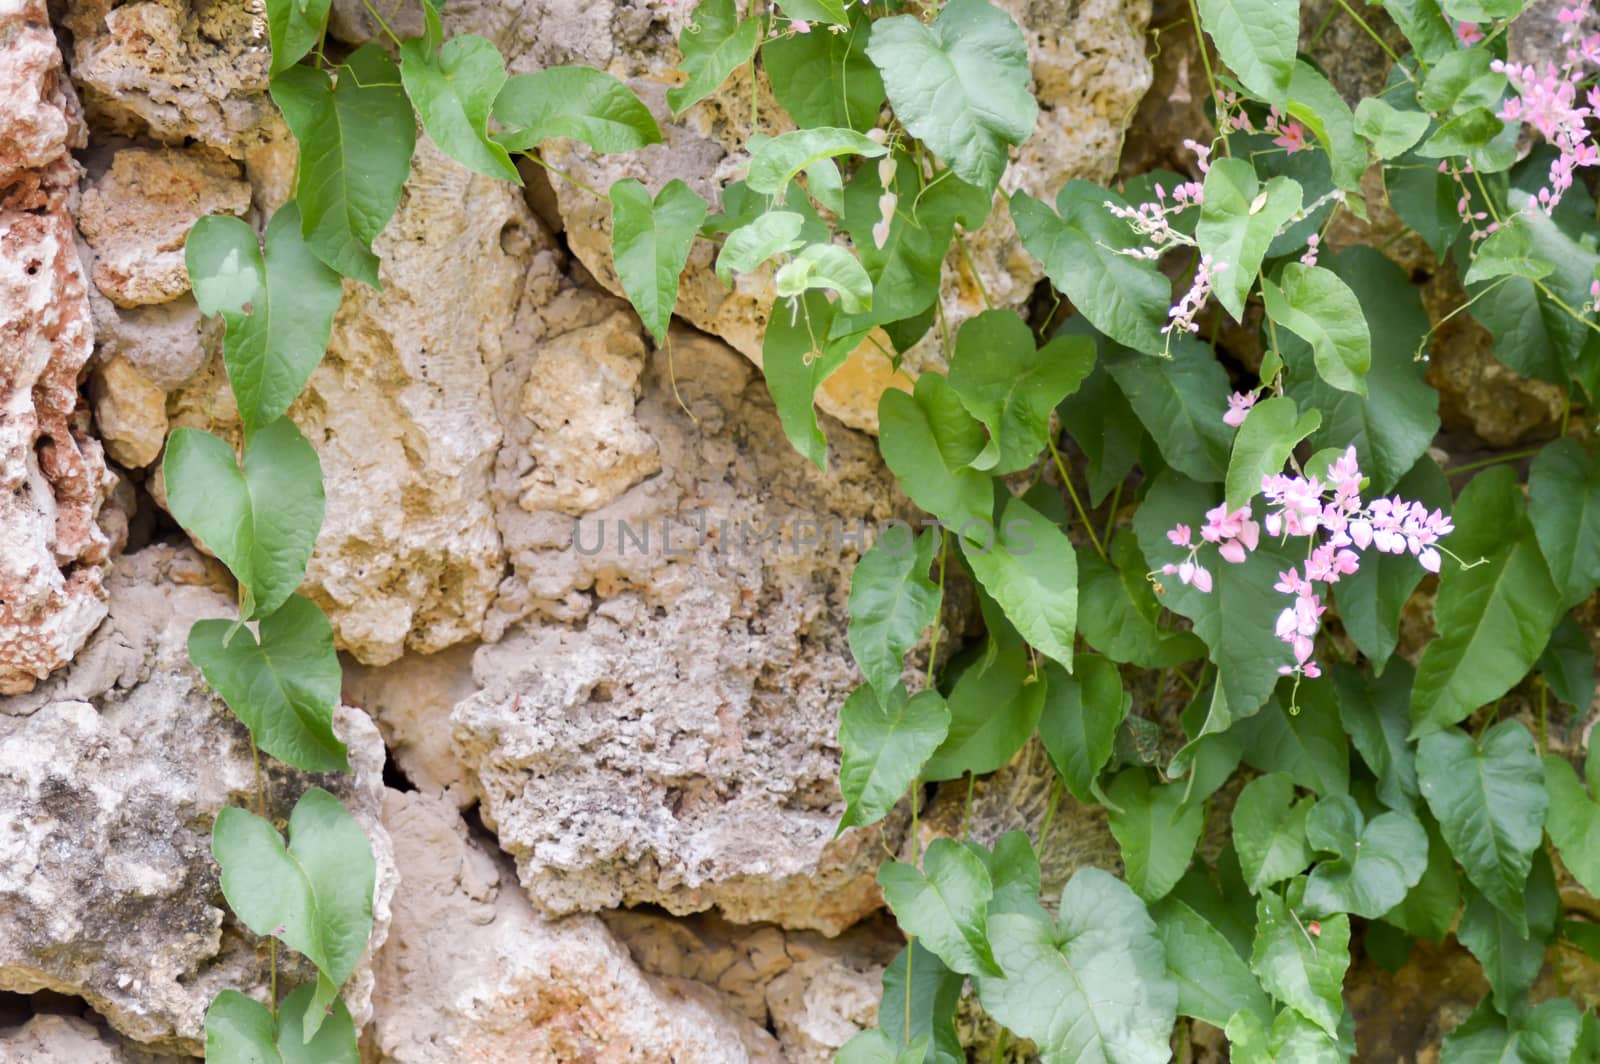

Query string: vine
[161,0,1600,1059]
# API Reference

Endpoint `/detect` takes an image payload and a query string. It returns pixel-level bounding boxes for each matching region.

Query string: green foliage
[921,642,1045,780]
[271,46,416,287]
[184,208,343,434]
[837,683,948,831]
[1302,795,1428,919]
[608,178,708,345]
[1036,656,1125,802]
[162,420,325,621]
[1106,768,1205,902]
[399,33,521,183]
[879,840,1003,978]
[264,0,331,78]
[1250,884,1350,1037]
[865,0,1036,193]
[1196,159,1303,320]
[1262,264,1371,396]
[667,0,760,116]
[1153,896,1272,1028]
[1232,772,1314,893]
[877,375,993,532]
[212,788,375,1040]
[1225,395,1321,511]
[1197,0,1299,104]
[960,494,1078,669]
[492,67,661,153]
[763,14,882,130]
[204,984,359,1063]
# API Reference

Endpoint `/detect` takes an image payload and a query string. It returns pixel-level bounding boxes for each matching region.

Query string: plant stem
[926,534,948,685]
[1444,447,1541,477]
[1047,435,1108,559]
[359,0,404,48]
[525,151,605,199]
[1039,778,1062,852]
[1102,479,1124,547]
[1185,0,1230,154]
[955,230,993,310]
[1332,0,1407,72]
[961,772,976,840]
[247,735,278,1015]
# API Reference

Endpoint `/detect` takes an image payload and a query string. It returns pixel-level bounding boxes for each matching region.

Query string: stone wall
[1,0,1588,1061]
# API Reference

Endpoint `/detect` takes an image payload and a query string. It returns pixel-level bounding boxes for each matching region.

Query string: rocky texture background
[1,0,1596,1060]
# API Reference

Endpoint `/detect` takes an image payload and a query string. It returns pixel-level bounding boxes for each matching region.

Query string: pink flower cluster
[1492,2,1600,213]
[1106,139,1209,262]
[1165,256,1226,335]
[1163,446,1454,678]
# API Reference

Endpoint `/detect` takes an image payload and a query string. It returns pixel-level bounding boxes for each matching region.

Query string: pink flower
[1455,20,1484,46]
[1168,524,1192,547]
[1223,391,1257,427]
[791,18,810,32]
[1272,120,1308,154]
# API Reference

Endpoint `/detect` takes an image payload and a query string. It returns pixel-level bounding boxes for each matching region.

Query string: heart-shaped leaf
[399,33,521,183]
[1233,772,1314,893]
[265,0,332,76]
[609,178,708,345]
[1196,0,1299,104]
[189,595,347,774]
[837,684,949,832]
[1303,795,1428,919]
[878,840,1003,978]
[960,494,1078,669]
[667,0,762,116]
[1250,884,1350,1037]
[877,375,993,533]
[212,788,375,1040]
[1037,656,1126,803]
[1225,396,1321,511]
[204,983,358,1061]
[162,419,325,620]
[492,66,661,153]
[1107,768,1206,902]
[1262,263,1371,396]
[847,526,942,701]
[1196,159,1303,321]
[1153,897,1272,1028]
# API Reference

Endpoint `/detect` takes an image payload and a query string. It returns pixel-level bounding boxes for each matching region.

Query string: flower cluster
[1105,139,1209,262]
[1493,2,1600,214]
[1162,446,1453,678]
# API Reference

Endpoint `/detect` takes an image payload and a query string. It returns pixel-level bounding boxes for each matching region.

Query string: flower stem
[1048,435,1108,560]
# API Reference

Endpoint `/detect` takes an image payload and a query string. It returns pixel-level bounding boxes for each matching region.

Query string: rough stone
[0,0,117,695]
[0,1015,169,1063]
[88,289,208,392]
[369,789,782,1063]
[89,356,168,470]
[59,0,277,157]
[462,317,913,934]
[77,147,251,308]
[0,545,396,1055]
[343,643,481,807]
[169,138,538,665]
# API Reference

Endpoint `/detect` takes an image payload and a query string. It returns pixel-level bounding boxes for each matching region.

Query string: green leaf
[1037,657,1125,802]
[746,127,886,199]
[492,67,661,154]
[398,34,519,184]
[1013,185,1173,357]
[1251,885,1350,1037]
[877,374,993,533]
[608,178,707,346]
[212,788,375,1040]
[1419,47,1506,114]
[189,595,347,774]
[763,12,883,130]
[1285,62,1368,196]
[1134,474,1301,720]
[865,0,1036,192]
[667,0,761,115]
[1333,661,1418,812]
[1153,897,1272,1028]
[1303,795,1428,919]
[1284,248,1440,496]
[878,840,1002,978]
[1528,439,1600,609]
[1441,996,1583,1064]
[774,0,848,24]
[976,831,1044,917]
[1382,810,1460,944]
[1233,772,1314,893]
[1334,456,1451,670]
[1058,361,1143,504]
[837,1030,928,1064]
[271,46,416,288]
[975,869,1178,1063]
[880,942,964,1064]
[204,984,359,1063]
[162,420,324,620]
[1234,682,1350,797]
[1389,150,1465,259]
[1354,97,1431,159]
[1195,159,1303,321]
[1411,467,1564,736]
[1380,0,1456,64]
[184,208,343,434]
[1457,850,1557,1015]
[759,289,859,470]
[1196,0,1299,104]
[1225,395,1321,511]
[1227,1007,1349,1064]
[1543,755,1600,898]
[773,242,873,313]
[962,493,1078,668]
[1102,331,1234,482]
[1465,219,1556,285]
[1077,532,1207,668]
[715,211,806,285]
[266,0,331,77]
[1418,107,1507,159]
[1417,722,1548,934]
[1538,614,1596,711]
[922,642,1046,781]
[1107,768,1205,902]
[848,526,941,701]
[948,312,1095,475]
[1262,263,1371,396]
[837,684,949,832]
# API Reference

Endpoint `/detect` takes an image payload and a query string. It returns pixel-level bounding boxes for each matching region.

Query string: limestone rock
[464,319,912,934]
[88,290,208,392]
[0,0,116,695]
[89,356,168,470]
[0,1015,169,1064]
[369,789,782,1063]
[0,545,396,1055]
[169,138,538,665]
[60,0,275,156]
[77,147,251,308]
[343,644,481,807]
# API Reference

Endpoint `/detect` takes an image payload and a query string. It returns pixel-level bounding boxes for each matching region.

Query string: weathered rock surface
[370,789,782,1063]
[464,310,912,933]
[0,546,396,1055]
[77,147,251,308]
[0,0,117,695]
[168,138,537,665]
[0,1014,167,1063]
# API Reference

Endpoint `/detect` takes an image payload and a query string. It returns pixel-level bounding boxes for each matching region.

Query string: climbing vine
[164,0,1600,1058]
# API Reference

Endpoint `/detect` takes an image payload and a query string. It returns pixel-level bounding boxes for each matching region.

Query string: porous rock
[461,316,912,934]
[0,0,117,695]
[369,788,782,1063]
[0,545,396,1055]
[0,1014,168,1063]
